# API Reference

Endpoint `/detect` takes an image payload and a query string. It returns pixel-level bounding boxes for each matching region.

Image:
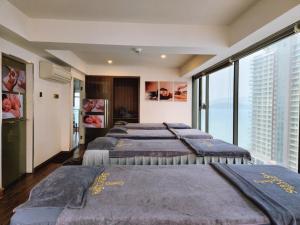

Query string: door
[2,56,26,187]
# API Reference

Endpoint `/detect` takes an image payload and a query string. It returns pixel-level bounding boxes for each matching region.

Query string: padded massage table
[114,122,192,130]
[170,128,213,139]
[106,127,213,140]
[83,137,251,166]
[106,128,177,139]
[11,164,300,225]
[117,122,168,130]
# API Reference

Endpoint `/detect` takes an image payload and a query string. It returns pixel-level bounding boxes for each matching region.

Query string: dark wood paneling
[85,76,140,144]
[85,76,113,144]
[113,77,139,123]
[86,76,113,100]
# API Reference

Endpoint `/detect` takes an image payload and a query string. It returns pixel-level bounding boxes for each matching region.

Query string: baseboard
[34,149,76,171]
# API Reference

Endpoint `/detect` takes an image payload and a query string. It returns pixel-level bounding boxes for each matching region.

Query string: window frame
[196,22,300,172]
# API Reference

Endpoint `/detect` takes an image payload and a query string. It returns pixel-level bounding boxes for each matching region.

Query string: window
[208,65,234,143]
[73,92,80,126]
[238,33,300,171]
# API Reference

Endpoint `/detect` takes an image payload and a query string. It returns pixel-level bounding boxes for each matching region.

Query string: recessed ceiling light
[161,54,167,59]
[107,60,113,64]
[132,47,143,54]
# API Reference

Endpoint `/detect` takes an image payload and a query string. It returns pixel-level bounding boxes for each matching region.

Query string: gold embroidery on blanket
[254,173,297,194]
[105,181,125,186]
[90,172,124,195]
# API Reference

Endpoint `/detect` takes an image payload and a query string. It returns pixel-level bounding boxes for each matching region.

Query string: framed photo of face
[145,81,158,100]
[83,99,105,113]
[159,81,173,101]
[2,93,24,119]
[174,82,187,102]
[83,114,104,128]
[2,64,26,93]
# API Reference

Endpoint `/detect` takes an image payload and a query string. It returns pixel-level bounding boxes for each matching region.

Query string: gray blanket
[212,163,300,225]
[87,137,118,150]
[17,166,104,209]
[124,123,167,130]
[56,165,269,225]
[109,127,128,133]
[106,129,176,139]
[109,139,192,157]
[183,138,251,159]
[163,122,191,129]
[170,128,213,139]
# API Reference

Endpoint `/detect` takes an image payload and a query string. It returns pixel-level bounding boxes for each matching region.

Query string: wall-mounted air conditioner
[39,61,71,83]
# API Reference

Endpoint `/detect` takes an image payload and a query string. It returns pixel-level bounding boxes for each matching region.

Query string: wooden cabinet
[85,76,139,144]
[113,77,139,124]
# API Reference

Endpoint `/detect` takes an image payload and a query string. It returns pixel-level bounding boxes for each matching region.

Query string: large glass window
[208,65,234,143]
[238,33,300,171]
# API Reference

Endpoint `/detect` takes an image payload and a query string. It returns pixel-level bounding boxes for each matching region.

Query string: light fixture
[160,54,167,59]
[107,60,113,64]
[132,47,143,54]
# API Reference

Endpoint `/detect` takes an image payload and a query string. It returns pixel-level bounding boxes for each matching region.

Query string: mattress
[56,165,270,225]
[106,129,176,139]
[170,128,213,139]
[111,139,191,157]
[123,123,167,130]
[13,164,300,225]
[182,138,251,160]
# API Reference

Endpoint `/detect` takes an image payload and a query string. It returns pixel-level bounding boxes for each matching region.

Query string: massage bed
[82,137,251,166]
[11,164,300,225]
[114,121,192,130]
[106,128,177,139]
[170,128,213,139]
[106,126,213,140]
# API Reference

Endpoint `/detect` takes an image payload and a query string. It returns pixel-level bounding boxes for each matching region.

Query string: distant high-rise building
[250,50,276,163]
[250,34,300,171]
[287,36,300,171]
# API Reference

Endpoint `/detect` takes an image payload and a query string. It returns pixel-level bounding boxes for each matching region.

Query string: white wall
[87,65,192,125]
[34,79,71,165]
[0,37,72,177]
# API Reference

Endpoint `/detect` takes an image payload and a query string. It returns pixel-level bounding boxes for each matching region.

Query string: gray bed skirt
[82,150,250,166]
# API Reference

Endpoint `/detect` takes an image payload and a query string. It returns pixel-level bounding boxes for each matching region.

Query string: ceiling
[8,0,258,25]
[73,50,193,68]
[38,43,196,68]
[6,0,258,69]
